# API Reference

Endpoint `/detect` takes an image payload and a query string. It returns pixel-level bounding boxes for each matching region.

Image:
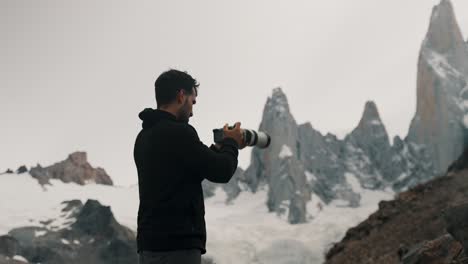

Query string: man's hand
[223,122,246,149]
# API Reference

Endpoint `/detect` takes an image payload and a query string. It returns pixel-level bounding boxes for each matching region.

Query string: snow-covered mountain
[0,172,393,264]
[242,0,468,225]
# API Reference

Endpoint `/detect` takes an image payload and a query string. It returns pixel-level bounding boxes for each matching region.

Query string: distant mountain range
[202,0,468,225]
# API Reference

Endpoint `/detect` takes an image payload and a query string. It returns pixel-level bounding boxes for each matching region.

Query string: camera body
[213,125,271,149]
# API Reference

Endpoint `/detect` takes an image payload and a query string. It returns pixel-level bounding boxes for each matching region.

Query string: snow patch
[12,255,28,262]
[277,200,290,221]
[369,119,382,126]
[397,172,408,181]
[463,115,468,128]
[423,49,462,79]
[305,171,317,182]
[34,230,47,237]
[279,145,293,159]
[344,172,362,193]
[84,178,96,184]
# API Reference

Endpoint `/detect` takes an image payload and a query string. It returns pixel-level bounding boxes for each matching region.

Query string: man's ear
[176,90,184,104]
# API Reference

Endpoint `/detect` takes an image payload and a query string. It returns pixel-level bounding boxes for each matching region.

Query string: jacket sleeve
[177,125,239,183]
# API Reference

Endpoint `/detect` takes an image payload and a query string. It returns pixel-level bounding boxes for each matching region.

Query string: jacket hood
[138,108,177,129]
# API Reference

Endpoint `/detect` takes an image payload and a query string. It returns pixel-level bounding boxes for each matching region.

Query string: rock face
[406,0,468,174]
[400,234,464,264]
[29,152,113,186]
[244,87,312,223]
[324,150,468,264]
[444,203,468,253]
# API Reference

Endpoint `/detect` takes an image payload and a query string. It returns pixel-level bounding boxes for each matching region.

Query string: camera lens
[243,129,271,148]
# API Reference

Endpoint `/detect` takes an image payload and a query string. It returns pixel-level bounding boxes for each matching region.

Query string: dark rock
[400,234,463,264]
[7,199,137,264]
[443,203,468,252]
[71,199,127,239]
[15,166,27,174]
[5,169,13,174]
[21,245,66,264]
[29,164,51,185]
[0,235,19,257]
[447,147,468,173]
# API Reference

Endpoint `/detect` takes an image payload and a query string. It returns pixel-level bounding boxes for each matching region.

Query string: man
[134,69,245,264]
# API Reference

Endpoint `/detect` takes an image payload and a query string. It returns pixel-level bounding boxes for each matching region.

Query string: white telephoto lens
[256,131,271,148]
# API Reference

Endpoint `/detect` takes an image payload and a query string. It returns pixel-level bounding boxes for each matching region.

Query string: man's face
[177,87,197,123]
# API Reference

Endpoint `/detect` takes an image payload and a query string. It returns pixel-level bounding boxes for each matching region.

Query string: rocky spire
[349,101,390,146]
[244,87,311,224]
[244,87,298,192]
[424,0,465,53]
[356,101,386,134]
[265,87,291,117]
[407,0,468,174]
[423,0,468,74]
[345,101,394,181]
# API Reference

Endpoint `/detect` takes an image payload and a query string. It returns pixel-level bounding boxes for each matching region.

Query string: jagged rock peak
[266,87,290,114]
[357,101,383,127]
[29,151,113,186]
[424,0,465,53]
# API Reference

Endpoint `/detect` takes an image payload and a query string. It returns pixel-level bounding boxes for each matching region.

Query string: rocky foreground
[325,148,468,264]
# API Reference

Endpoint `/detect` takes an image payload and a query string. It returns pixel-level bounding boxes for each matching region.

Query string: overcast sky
[1,0,468,186]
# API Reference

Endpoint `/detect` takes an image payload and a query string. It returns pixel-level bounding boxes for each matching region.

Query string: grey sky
[1,0,468,186]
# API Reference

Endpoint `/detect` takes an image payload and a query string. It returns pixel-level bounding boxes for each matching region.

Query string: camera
[213,125,271,149]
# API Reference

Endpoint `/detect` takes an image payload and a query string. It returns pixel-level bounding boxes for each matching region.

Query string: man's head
[155,69,199,123]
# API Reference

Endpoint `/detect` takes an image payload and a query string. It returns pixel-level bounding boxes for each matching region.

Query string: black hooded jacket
[133,108,239,255]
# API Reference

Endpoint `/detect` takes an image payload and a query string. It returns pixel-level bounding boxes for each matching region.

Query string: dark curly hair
[154,69,199,108]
